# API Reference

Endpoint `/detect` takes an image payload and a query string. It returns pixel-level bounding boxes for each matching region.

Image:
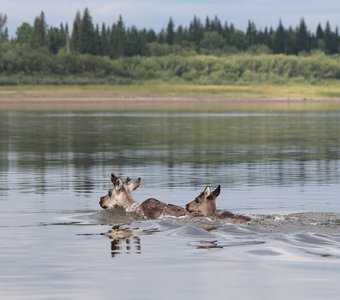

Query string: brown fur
[140,198,187,219]
[218,211,251,222]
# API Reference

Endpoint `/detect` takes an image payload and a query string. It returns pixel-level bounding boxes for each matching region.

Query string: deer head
[99,173,141,209]
[185,185,221,217]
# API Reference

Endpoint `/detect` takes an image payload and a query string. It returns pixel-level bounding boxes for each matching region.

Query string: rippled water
[1,109,340,299]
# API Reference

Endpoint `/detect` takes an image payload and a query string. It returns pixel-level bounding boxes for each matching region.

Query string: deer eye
[108,190,112,197]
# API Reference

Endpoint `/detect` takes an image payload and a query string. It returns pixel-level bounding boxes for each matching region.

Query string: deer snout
[99,197,108,209]
[185,203,191,212]
[100,204,108,209]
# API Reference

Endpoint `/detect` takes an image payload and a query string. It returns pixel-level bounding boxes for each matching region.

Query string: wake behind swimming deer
[99,173,250,221]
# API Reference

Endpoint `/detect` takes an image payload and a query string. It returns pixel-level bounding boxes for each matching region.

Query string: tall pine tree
[111,15,125,58]
[273,20,285,53]
[189,16,204,51]
[32,11,47,49]
[246,20,257,46]
[0,13,8,43]
[315,23,325,51]
[296,18,309,53]
[166,17,175,45]
[80,8,95,54]
[71,11,82,52]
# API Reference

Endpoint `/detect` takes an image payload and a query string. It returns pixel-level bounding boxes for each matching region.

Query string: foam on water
[249,212,340,232]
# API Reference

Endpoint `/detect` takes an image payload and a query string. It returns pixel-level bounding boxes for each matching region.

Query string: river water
[1,107,340,299]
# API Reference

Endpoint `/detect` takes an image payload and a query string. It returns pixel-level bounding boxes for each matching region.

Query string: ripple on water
[63,210,340,258]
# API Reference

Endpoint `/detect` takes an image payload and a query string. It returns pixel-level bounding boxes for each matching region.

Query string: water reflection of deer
[102,224,141,257]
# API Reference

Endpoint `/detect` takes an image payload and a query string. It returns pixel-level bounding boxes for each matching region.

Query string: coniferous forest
[1,8,340,85]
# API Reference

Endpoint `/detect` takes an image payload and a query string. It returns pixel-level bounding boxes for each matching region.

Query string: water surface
[1,109,340,299]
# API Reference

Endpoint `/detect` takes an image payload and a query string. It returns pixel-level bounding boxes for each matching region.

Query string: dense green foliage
[1,43,340,85]
[0,9,340,85]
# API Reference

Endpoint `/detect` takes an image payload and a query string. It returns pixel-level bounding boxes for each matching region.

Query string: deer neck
[123,194,141,213]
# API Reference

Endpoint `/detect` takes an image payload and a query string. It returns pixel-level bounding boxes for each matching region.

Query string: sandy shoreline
[1,90,340,111]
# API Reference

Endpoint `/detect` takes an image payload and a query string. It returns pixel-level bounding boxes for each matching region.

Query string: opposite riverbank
[1,83,340,111]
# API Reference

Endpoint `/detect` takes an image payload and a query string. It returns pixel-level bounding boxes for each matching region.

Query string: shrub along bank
[0,44,340,86]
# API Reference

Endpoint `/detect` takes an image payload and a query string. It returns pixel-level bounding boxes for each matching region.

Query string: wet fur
[141,198,187,219]
[218,211,251,222]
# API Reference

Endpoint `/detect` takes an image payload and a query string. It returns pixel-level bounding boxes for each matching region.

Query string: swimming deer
[185,186,251,222]
[99,173,250,221]
[99,173,187,218]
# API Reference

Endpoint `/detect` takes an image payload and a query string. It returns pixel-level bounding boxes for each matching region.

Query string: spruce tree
[316,23,324,40]
[175,25,185,44]
[273,20,285,53]
[64,23,71,54]
[189,16,204,51]
[205,17,211,32]
[146,29,157,43]
[0,13,8,42]
[101,23,110,56]
[71,11,82,52]
[324,21,333,54]
[32,11,48,48]
[246,20,257,46]
[47,26,66,54]
[166,17,175,45]
[125,26,145,56]
[111,15,125,58]
[286,26,296,54]
[93,24,102,55]
[212,16,223,34]
[334,27,339,53]
[80,8,95,54]
[315,23,325,51]
[296,18,309,53]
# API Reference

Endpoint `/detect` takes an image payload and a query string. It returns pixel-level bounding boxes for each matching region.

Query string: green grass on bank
[1,81,340,100]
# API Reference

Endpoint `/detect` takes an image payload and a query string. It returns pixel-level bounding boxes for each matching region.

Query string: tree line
[1,9,340,86]
[1,8,340,57]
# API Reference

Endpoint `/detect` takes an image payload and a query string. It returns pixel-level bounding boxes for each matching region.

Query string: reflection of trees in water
[2,112,340,194]
[0,114,9,198]
[0,160,8,198]
[0,150,9,198]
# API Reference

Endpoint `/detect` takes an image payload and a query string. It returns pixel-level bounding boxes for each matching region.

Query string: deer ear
[123,177,131,184]
[204,186,211,197]
[212,185,221,198]
[114,178,123,190]
[131,177,141,191]
[111,173,119,185]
